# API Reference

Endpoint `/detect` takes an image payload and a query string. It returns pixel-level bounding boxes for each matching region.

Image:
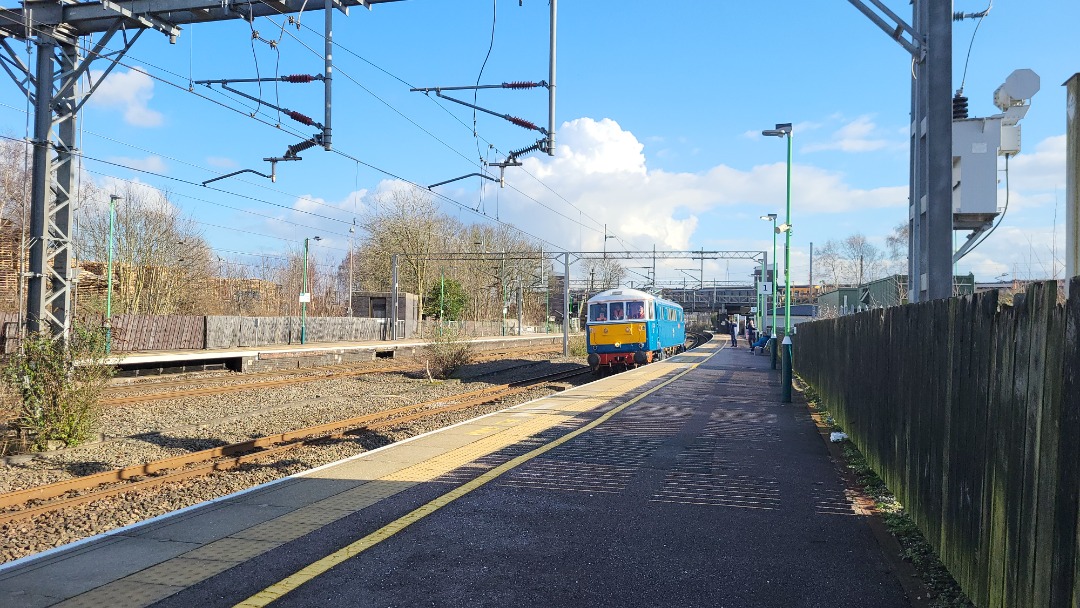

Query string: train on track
[585,288,686,374]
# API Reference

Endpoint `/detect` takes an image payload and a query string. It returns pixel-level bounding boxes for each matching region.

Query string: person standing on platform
[746,318,757,345]
[728,316,738,347]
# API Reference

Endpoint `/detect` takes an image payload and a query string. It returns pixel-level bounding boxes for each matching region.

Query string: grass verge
[800,383,974,608]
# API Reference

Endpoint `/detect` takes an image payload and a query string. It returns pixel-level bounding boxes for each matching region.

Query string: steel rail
[0,367,591,523]
[101,346,562,406]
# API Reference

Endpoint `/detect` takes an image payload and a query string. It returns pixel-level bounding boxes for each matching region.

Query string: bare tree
[815,233,885,287]
[353,187,458,315]
[0,138,31,312]
[581,257,626,292]
[885,222,909,277]
[339,186,551,328]
[76,184,213,315]
[814,241,844,289]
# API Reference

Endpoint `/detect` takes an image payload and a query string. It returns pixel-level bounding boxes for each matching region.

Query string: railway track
[0,366,591,526]
[101,345,563,407]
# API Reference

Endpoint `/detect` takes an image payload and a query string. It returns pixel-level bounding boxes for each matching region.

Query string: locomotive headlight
[614,342,622,348]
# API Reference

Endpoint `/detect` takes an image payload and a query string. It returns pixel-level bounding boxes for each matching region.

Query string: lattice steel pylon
[0,0,401,337]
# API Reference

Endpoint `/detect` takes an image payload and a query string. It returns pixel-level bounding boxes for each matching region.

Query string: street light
[762,122,793,403]
[301,236,321,344]
[346,220,356,317]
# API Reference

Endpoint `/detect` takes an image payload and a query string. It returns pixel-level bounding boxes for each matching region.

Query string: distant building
[816,274,975,317]
[351,291,418,338]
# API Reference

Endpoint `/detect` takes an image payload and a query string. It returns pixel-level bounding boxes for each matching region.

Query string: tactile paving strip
[53,579,183,608]
[180,538,282,563]
[44,364,685,608]
[126,557,238,587]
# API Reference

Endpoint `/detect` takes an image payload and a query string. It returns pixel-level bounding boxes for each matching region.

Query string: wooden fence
[794,280,1080,608]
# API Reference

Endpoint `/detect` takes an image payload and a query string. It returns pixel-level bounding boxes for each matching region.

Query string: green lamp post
[762,122,794,403]
[301,236,321,344]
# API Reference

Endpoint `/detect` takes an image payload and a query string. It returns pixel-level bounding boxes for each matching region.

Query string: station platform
[0,339,914,607]
[110,333,569,375]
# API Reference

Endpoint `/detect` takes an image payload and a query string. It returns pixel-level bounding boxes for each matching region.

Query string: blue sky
[1,0,1076,287]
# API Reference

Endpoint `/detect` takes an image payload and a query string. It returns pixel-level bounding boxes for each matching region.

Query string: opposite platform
[0,339,913,607]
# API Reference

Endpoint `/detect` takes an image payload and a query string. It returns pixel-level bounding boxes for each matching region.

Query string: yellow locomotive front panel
[589,322,648,346]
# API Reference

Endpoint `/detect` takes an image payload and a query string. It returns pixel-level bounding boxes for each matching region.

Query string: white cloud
[438,119,1066,283]
[82,176,176,214]
[1005,134,1065,192]
[107,155,166,174]
[87,68,163,127]
[491,117,906,253]
[803,115,893,153]
[956,224,1066,280]
[206,156,238,169]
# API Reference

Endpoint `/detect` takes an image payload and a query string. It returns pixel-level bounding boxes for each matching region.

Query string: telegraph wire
[0,99,366,224]
[0,132,353,227]
[263,20,604,235]
[79,167,335,238]
[3,11,601,252]
[282,11,618,238]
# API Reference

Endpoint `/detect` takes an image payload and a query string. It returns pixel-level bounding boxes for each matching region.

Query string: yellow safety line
[234,353,718,607]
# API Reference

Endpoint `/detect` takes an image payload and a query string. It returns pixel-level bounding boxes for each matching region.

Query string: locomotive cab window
[589,303,608,322]
[626,301,645,319]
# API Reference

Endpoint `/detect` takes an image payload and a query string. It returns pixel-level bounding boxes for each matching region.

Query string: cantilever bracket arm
[428,173,500,190]
[846,0,924,59]
[202,168,273,186]
[423,90,548,135]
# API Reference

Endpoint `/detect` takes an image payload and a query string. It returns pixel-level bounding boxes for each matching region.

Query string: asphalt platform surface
[148,341,911,608]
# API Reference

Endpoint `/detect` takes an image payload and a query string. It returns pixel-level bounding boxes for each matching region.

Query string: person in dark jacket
[750,333,771,354]
[728,317,738,347]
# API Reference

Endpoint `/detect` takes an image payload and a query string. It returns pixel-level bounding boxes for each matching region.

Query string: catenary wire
[3,11,606,252]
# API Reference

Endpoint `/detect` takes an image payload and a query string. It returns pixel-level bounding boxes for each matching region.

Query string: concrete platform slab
[133,503,294,544]
[0,536,197,599]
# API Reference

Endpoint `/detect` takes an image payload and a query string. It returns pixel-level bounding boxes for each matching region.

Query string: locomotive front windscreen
[626,301,646,319]
[591,300,650,322]
[589,303,608,322]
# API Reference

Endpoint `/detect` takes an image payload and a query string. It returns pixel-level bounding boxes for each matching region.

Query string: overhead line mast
[0,0,403,337]
[847,0,952,302]
[416,0,557,190]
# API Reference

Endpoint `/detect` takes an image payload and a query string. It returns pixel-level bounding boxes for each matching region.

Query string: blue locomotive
[585,288,686,373]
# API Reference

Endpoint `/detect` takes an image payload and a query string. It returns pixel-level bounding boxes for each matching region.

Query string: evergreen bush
[1,324,115,452]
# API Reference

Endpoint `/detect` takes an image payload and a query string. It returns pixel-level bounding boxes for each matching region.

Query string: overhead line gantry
[0,0,402,337]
